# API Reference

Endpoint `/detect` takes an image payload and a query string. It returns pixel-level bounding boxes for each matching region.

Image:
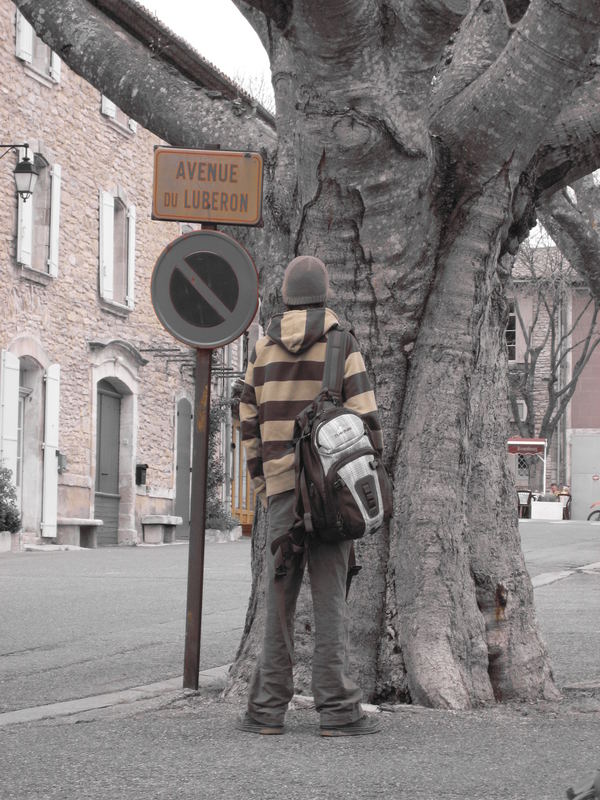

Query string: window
[17,149,61,276]
[15,10,61,84]
[505,301,516,361]
[99,190,136,308]
[514,399,527,423]
[100,96,137,135]
[517,454,529,480]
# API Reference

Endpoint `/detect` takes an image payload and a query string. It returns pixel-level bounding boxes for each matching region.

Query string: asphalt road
[0,540,252,713]
[521,519,600,687]
[0,521,598,714]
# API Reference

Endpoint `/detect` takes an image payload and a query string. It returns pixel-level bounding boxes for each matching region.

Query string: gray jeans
[248,490,363,726]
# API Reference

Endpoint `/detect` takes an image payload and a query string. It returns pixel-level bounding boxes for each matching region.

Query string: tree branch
[430,0,512,117]
[398,0,469,65]
[538,191,600,302]
[534,71,600,199]
[433,0,600,186]
[14,0,276,153]
[234,0,292,32]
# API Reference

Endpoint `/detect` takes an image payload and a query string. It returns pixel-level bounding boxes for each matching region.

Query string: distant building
[507,245,600,519]
[0,0,264,546]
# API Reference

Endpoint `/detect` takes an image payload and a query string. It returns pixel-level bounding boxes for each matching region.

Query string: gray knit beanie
[281,255,329,307]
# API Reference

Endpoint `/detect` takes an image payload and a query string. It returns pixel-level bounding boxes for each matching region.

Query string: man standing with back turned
[237,255,383,737]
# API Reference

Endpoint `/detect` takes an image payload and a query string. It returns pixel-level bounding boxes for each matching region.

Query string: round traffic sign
[151,230,259,348]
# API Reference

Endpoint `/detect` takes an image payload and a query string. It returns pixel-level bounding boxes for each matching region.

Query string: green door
[95,381,121,546]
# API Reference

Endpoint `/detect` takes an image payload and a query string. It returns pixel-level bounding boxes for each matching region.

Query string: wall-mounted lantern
[56,451,68,474]
[0,143,39,201]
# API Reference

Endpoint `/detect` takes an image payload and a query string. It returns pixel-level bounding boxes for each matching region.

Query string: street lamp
[0,143,39,201]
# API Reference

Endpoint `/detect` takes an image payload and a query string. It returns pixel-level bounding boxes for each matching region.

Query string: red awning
[507,438,546,455]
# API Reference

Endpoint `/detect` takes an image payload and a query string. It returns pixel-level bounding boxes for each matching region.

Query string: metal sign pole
[150,221,258,691]
[183,347,212,690]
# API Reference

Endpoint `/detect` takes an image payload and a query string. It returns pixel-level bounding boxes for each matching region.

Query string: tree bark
[17,0,600,708]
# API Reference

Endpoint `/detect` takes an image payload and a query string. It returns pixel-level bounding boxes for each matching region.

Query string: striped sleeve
[342,334,384,454]
[239,348,266,502]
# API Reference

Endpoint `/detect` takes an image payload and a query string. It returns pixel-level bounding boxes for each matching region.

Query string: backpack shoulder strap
[321,328,347,400]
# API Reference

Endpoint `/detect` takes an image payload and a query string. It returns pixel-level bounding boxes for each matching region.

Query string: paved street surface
[1,522,599,800]
[0,541,252,713]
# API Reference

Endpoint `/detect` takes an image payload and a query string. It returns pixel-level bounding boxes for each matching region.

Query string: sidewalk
[1,669,598,800]
[2,580,600,800]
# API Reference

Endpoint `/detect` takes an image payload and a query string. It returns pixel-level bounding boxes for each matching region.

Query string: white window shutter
[49,51,61,82]
[0,350,20,482]
[15,10,33,63]
[17,184,33,268]
[48,163,61,276]
[41,364,60,539]
[126,205,136,308]
[99,190,114,300]
[101,95,116,118]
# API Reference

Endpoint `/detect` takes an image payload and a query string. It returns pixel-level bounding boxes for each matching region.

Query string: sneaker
[235,712,285,735]
[319,714,380,737]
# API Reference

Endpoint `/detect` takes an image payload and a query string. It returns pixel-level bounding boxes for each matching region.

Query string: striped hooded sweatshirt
[240,307,383,502]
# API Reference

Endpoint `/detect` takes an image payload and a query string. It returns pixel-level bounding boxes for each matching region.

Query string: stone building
[507,244,600,519]
[0,0,264,546]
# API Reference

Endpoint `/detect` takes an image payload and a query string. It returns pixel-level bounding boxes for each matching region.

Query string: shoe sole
[236,723,285,735]
[319,727,379,737]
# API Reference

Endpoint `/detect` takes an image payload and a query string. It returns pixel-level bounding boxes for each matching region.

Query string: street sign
[151,227,258,690]
[151,230,259,349]
[152,146,263,226]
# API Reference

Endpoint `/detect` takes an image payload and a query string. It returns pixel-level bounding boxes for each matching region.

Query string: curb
[0,664,230,727]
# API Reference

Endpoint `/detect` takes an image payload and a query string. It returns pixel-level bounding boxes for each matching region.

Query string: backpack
[270,329,393,660]
[292,328,393,543]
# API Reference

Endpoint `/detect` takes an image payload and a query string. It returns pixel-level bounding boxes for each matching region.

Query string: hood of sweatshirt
[266,308,340,354]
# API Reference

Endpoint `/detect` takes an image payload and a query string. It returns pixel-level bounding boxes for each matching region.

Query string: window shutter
[48,163,61,276]
[49,51,61,82]
[16,150,33,267]
[126,205,136,308]
[99,190,114,300]
[0,350,20,481]
[101,95,116,118]
[41,364,60,538]
[15,10,33,63]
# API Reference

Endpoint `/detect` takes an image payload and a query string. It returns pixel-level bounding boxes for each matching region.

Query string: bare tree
[509,242,600,448]
[15,0,600,708]
[231,69,276,114]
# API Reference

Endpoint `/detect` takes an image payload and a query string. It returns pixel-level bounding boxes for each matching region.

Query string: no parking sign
[151,229,258,689]
[151,230,258,348]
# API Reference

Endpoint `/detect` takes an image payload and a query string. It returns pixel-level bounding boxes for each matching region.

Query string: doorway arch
[90,341,142,545]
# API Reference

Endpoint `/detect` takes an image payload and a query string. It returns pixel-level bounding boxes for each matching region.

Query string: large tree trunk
[17,0,600,708]
[226,0,600,708]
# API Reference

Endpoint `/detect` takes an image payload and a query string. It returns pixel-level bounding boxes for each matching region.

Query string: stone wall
[0,0,195,543]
